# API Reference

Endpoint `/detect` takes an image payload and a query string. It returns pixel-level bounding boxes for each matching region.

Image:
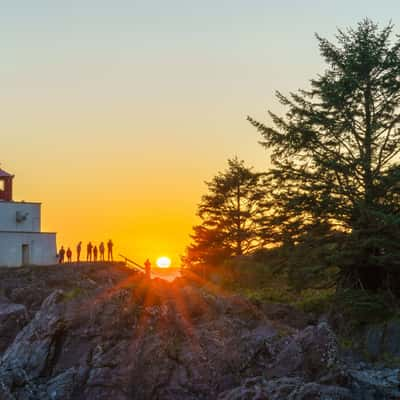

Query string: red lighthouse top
[0,168,14,201]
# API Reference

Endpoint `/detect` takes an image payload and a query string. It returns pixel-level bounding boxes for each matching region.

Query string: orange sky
[2,2,397,266]
[7,117,267,267]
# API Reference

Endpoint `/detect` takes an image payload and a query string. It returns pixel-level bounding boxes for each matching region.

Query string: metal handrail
[119,254,146,272]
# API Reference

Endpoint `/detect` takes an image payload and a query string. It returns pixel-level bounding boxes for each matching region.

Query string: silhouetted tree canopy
[184,158,267,270]
[248,19,400,292]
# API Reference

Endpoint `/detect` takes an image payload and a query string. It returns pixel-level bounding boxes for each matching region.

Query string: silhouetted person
[66,247,72,263]
[107,240,113,261]
[59,246,65,264]
[87,242,93,262]
[76,241,82,262]
[93,245,98,262]
[144,258,151,279]
[99,242,105,261]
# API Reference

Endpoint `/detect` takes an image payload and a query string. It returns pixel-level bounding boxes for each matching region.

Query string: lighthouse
[0,168,57,267]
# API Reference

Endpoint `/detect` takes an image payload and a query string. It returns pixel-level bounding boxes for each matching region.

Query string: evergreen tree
[248,19,400,292]
[184,158,266,270]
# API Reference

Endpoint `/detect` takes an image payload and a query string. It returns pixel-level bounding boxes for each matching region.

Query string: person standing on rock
[59,246,65,263]
[144,258,151,279]
[99,242,105,261]
[107,239,114,261]
[76,241,82,262]
[87,241,93,262]
[66,247,72,263]
[93,245,98,262]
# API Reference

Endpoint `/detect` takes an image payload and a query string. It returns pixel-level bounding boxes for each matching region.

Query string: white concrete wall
[0,232,57,267]
[0,202,41,232]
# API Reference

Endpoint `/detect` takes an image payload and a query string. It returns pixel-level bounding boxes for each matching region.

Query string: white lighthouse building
[0,168,57,267]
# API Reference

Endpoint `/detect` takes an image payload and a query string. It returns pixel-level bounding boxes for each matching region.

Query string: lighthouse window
[0,181,4,191]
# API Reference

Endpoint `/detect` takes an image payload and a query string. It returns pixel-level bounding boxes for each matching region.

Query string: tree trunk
[236,182,243,256]
[363,79,374,209]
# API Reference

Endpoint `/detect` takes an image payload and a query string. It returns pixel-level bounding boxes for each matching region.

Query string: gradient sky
[1,1,399,266]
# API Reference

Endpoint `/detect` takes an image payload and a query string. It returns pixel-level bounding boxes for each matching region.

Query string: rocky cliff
[0,264,398,400]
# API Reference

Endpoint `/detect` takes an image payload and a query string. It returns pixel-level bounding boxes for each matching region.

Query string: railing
[119,254,180,281]
[119,254,146,272]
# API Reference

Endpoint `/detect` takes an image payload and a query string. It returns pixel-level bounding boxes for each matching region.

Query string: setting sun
[156,256,171,268]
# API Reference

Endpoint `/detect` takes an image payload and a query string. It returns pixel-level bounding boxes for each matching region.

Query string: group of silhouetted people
[58,240,114,264]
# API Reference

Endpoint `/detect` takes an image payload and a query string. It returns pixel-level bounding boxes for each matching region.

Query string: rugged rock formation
[0,298,28,354]
[0,264,399,399]
[364,320,400,361]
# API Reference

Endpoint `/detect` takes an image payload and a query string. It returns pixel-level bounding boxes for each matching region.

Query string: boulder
[0,290,66,395]
[348,366,400,400]
[262,303,316,329]
[46,368,77,400]
[217,376,353,400]
[266,322,339,380]
[383,319,400,358]
[0,298,28,354]
[365,325,384,361]
[217,376,271,399]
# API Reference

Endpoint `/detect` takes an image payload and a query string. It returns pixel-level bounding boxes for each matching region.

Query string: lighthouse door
[22,244,30,266]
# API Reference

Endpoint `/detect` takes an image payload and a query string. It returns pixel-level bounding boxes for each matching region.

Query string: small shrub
[335,289,395,327]
[296,288,335,314]
[63,287,84,301]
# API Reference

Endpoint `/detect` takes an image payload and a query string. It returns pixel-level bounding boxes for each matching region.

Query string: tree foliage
[183,158,266,270]
[248,19,400,291]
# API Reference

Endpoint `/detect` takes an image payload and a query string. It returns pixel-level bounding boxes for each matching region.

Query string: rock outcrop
[0,298,28,354]
[364,319,400,361]
[0,264,398,399]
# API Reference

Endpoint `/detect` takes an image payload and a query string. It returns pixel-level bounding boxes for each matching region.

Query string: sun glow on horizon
[156,256,172,268]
